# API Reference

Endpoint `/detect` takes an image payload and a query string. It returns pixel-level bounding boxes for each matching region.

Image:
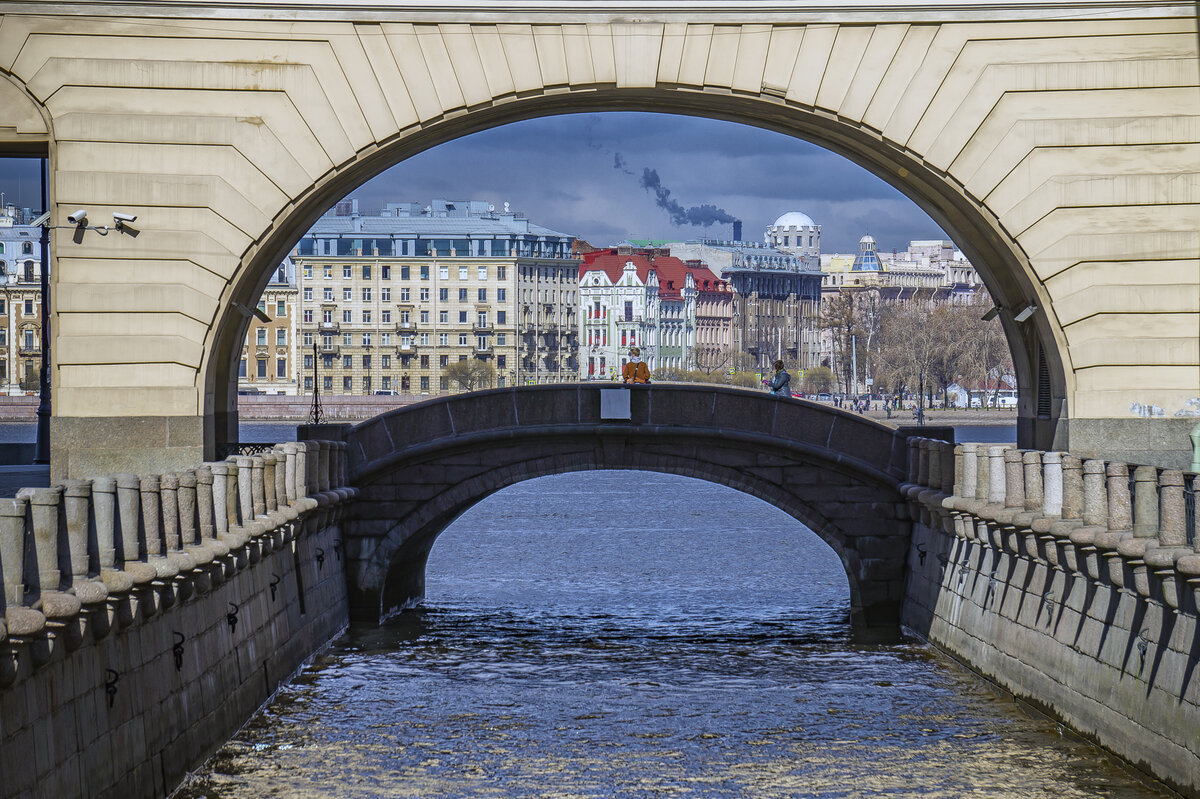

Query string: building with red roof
[578,247,731,379]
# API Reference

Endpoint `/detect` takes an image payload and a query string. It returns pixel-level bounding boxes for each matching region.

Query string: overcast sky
[0,112,952,254]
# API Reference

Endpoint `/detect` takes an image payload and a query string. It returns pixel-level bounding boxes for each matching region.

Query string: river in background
[175,470,1165,799]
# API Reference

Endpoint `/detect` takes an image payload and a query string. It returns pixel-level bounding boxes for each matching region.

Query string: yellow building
[291,200,578,396]
[237,263,299,395]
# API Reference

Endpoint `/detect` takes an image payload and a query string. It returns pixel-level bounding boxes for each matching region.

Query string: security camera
[112,212,137,224]
[66,209,87,225]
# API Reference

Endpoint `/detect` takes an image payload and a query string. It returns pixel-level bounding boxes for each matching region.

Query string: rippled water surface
[177,471,1165,798]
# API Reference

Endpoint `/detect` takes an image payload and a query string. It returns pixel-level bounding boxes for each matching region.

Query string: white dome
[772,211,816,229]
[859,234,876,245]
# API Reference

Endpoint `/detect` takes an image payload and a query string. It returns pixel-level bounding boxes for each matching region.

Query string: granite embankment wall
[0,441,355,798]
[900,439,1200,797]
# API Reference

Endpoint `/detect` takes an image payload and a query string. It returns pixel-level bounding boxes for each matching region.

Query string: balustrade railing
[901,437,1200,610]
[0,440,354,687]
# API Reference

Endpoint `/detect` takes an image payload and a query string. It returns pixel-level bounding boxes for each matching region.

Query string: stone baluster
[139,475,181,607]
[953,444,966,498]
[250,456,267,518]
[196,466,232,583]
[1143,470,1192,607]
[905,437,919,486]
[92,478,117,572]
[20,486,82,650]
[1032,452,1064,566]
[262,452,278,513]
[283,443,298,504]
[316,441,330,493]
[1175,474,1200,608]
[178,470,215,594]
[178,472,198,547]
[926,441,941,491]
[235,456,254,525]
[295,442,309,499]
[1067,460,1109,579]
[305,441,320,499]
[336,441,348,488]
[209,462,229,538]
[160,474,181,553]
[916,439,930,489]
[0,496,45,658]
[940,441,955,496]
[115,474,159,617]
[1094,463,1133,588]
[274,447,289,507]
[1014,451,1044,559]
[1115,465,1159,596]
[226,460,241,530]
[0,497,29,608]
[994,449,1025,555]
[60,480,110,632]
[162,473,200,600]
[89,476,137,626]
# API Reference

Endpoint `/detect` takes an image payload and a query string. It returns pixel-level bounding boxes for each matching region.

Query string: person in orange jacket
[622,347,651,384]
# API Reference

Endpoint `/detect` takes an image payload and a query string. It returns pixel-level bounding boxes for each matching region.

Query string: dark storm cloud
[345,112,949,253]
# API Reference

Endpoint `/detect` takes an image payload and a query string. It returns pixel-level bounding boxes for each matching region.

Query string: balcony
[396,321,416,332]
[397,342,417,354]
[473,323,494,334]
[18,345,39,357]
[318,321,340,333]
[319,344,339,355]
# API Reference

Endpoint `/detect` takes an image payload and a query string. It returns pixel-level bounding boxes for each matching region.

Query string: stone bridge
[342,384,922,638]
[0,1,1196,476]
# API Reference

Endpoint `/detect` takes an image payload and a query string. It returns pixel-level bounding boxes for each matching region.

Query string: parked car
[817,392,833,402]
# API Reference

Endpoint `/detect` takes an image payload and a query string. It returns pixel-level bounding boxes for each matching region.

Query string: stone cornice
[0,0,1193,22]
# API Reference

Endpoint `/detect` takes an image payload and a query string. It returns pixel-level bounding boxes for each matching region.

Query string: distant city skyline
[0,112,955,255]
[347,113,953,254]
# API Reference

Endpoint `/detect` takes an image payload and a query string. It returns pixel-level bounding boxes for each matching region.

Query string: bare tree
[801,365,835,394]
[444,358,497,392]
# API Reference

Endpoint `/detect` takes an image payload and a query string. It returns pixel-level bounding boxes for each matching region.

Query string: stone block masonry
[900,438,1200,797]
[0,441,356,798]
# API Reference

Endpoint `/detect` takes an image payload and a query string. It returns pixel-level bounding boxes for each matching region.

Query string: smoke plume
[639,167,739,228]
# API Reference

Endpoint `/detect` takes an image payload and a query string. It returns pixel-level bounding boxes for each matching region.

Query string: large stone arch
[0,6,1194,475]
[343,384,915,639]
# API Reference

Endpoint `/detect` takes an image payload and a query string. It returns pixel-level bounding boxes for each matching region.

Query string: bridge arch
[343,384,916,639]
[214,89,1063,455]
[0,7,1193,475]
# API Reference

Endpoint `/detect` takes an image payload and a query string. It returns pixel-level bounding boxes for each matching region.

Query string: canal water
[175,469,1167,799]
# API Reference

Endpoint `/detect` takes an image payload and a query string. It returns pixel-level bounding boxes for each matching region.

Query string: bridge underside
[342,385,917,640]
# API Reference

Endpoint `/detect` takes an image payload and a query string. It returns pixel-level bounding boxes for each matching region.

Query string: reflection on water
[177,472,1165,798]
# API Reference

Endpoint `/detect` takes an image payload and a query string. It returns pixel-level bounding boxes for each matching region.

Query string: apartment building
[290,199,578,395]
[237,261,299,395]
[0,205,43,394]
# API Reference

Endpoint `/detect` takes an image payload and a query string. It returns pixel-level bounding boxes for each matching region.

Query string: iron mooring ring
[227,602,240,635]
[104,669,119,708]
[172,631,186,672]
[315,547,325,571]
[269,573,281,601]
[333,539,343,561]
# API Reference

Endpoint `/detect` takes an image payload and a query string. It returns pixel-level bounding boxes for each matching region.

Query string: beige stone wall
[0,3,1194,471]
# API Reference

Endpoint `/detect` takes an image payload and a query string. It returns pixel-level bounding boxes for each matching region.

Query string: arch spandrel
[0,7,1194,475]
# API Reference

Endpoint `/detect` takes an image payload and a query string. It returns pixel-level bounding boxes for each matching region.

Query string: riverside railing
[0,440,355,687]
[900,437,1200,610]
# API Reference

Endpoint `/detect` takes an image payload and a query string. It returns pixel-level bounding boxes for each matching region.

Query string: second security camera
[113,212,137,224]
[67,209,87,225]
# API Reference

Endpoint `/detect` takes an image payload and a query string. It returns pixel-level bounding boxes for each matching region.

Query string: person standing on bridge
[622,347,651,384]
[767,360,791,396]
